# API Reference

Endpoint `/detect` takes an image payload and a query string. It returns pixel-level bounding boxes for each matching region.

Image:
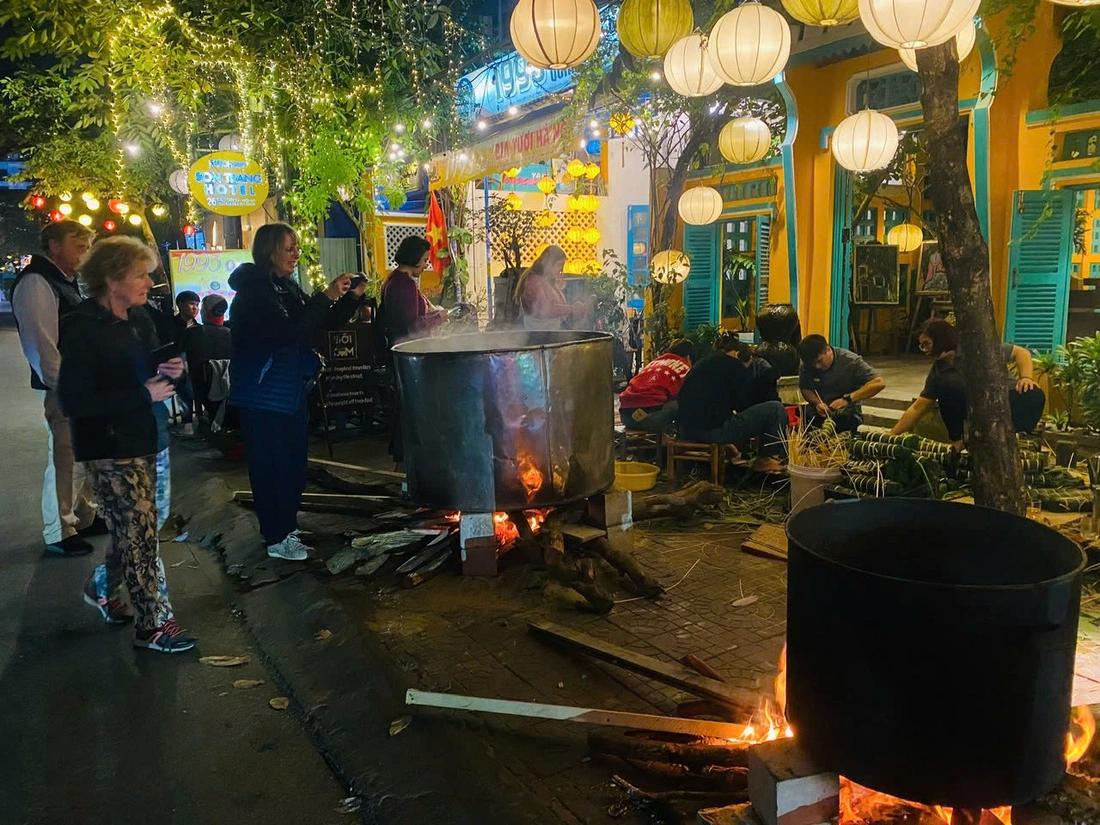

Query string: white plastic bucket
[788,464,842,515]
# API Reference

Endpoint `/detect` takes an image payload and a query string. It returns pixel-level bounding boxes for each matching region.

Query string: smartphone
[349,274,368,288]
[149,342,181,365]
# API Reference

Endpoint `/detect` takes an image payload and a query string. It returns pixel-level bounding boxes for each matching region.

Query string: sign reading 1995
[188,151,269,216]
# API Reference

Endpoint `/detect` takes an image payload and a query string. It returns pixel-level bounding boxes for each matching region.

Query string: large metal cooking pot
[786,498,1085,809]
[392,330,615,512]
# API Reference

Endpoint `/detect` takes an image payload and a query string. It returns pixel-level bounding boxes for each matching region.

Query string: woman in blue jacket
[228,223,366,560]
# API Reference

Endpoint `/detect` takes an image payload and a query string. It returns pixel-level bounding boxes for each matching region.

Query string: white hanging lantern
[169,169,190,194]
[858,0,981,50]
[664,33,725,98]
[898,20,976,72]
[617,0,694,60]
[218,133,243,152]
[708,1,791,87]
[510,0,601,70]
[678,186,724,225]
[719,117,772,164]
[652,250,691,284]
[1045,0,1100,6]
[831,109,900,172]
[886,222,924,253]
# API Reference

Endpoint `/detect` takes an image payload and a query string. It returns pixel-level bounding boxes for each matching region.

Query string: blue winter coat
[227,263,360,414]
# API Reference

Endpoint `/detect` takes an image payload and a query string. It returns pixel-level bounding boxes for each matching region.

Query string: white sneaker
[267,533,312,561]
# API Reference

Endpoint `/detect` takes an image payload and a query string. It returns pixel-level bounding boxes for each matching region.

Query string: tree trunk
[918,44,1025,514]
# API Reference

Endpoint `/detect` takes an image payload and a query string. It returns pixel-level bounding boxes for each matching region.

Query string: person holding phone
[58,236,194,653]
[228,223,366,561]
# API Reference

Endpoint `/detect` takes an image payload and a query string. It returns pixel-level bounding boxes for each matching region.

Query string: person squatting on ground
[798,334,886,434]
[618,339,695,436]
[228,223,367,561]
[57,236,194,653]
[11,219,102,557]
[676,332,789,474]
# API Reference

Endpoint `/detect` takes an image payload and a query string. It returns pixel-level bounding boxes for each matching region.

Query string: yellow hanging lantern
[583,227,602,244]
[831,109,899,172]
[719,117,772,164]
[537,176,557,194]
[566,227,585,243]
[561,171,575,185]
[609,111,636,135]
[886,222,924,253]
[584,194,600,212]
[651,250,691,284]
[563,259,584,274]
[898,19,976,72]
[858,0,981,50]
[584,162,600,179]
[510,0,601,69]
[677,186,724,225]
[503,167,522,178]
[780,0,859,27]
[664,33,725,98]
[708,2,791,87]
[505,192,523,210]
[567,194,583,211]
[583,258,601,274]
[535,209,557,227]
[616,0,694,60]
[567,158,586,178]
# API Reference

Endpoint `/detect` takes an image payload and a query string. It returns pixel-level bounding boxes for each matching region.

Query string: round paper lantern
[858,0,980,50]
[566,227,584,243]
[49,210,64,222]
[128,214,143,226]
[505,192,523,210]
[609,111,636,134]
[503,167,521,178]
[1046,0,1100,5]
[218,133,242,152]
[886,222,924,253]
[567,194,583,211]
[31,195,46,209]
[708,2,791,87]
[85,197,100,211]
[567,158,586,177]
[58,203,73,216]
[898,19,976,72]
[77,214,93,227]
[583,227,602,244]
[535,209,557,227]
[831,109,899,172]
[651,250,691,284]
[678,186,724,225]
[719,117,772,164]
[510,0,601,70]
[537,176,557,194]
[584,162,600,179]
[780,0,859,26]
[617,0,694,60]
[103,220,117,231]
[582,194,600,212]
[150,203,168,218]
[169,170,190,194]
[663,33,724,97]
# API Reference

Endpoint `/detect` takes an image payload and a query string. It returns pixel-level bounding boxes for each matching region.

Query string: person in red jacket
[618,339,695,434]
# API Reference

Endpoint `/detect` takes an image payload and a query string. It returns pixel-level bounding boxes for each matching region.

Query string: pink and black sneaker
[134,619,195,653]
[82,577,133,626]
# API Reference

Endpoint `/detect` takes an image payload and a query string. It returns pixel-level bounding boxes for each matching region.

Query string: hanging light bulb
[103,220,117,231]
[678,186,724,225]
[858,0,981,50]
[150,204,168,218]
[59,192,72,202]
[719,117,772,164]
[31,195,46,209]
[85,197,100,211]
[77,214,93,227]
[128,214,143,226]
[831,109,900,172]
[708,1,791,87]
[898,19,976,72]
[664,33,724,97]
[58,203,73,216]
[510,0,601,69]
[80,192,94,202]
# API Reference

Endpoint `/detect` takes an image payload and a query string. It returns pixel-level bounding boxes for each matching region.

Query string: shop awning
[429,109,573,190]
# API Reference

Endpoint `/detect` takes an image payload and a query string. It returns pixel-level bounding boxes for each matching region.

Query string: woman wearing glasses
[890,319,1044,450]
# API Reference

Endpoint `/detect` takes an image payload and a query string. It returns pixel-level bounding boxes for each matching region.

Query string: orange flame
[493,512,519,548]
[726,645,792,746]
[517,455,544,501]
[526,509,550,533]
[775,643,787,717]
[841,781,1012,825]
[1067,704,1096,766]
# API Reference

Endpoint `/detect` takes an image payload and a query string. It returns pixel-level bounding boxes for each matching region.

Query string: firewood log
[620,759,748,791]
[633,482,727,521]
[585,536,664,598]
[588,729,750,769]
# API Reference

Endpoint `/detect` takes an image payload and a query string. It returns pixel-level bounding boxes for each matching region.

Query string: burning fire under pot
[391,330,616,574]
[780,498,1090,821]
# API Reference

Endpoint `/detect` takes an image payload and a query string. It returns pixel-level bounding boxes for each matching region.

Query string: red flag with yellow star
[425,191,449,277]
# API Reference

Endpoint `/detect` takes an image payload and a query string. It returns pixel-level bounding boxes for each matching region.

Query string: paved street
[0,318,353,825]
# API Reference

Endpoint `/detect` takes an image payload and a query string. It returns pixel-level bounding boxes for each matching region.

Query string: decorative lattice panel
[520,210,598,268]
[383,221,427,270]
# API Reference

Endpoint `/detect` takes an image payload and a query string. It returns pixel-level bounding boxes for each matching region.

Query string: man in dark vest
[11,219,99,556]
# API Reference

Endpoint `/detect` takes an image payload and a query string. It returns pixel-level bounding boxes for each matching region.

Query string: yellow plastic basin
[614,461,659,492]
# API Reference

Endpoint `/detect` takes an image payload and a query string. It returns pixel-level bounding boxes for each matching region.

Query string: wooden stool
[666,439,722,484]
[616,427,661,462]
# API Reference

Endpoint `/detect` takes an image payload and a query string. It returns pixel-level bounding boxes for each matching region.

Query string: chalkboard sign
[316,326,372,412]
[852,244,900,306]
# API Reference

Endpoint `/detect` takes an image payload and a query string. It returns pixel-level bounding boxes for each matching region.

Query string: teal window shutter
[755,214,771,316]
[683,223,720,330]
[1004,190,1075,352]
[1091,218,1100,255]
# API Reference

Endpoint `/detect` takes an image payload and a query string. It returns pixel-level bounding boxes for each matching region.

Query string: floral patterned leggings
[87,455,173,631]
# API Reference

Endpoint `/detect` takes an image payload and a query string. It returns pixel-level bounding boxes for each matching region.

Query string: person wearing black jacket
[58,236,194,654]
[227,222,366,561]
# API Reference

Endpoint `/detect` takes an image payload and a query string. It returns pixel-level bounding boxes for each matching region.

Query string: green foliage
[684,324,721,357]
[1037,334,1100,429]
[590,249,629,335]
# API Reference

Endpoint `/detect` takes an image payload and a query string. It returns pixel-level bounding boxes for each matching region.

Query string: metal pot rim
[786,497,1086,592]
[392,330,613,357]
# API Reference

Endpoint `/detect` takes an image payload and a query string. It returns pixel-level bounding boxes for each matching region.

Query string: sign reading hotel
[188,151,269,216]
[430,117,569,189]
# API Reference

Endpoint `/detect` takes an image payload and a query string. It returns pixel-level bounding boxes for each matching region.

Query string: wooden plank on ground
[307,456,405,480]
[741,524,788,562]
[405,689,749,738]
[527,620,759,716]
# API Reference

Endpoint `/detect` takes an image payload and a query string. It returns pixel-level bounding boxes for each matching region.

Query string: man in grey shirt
[798,334,886,433]
[11,220,98,556]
